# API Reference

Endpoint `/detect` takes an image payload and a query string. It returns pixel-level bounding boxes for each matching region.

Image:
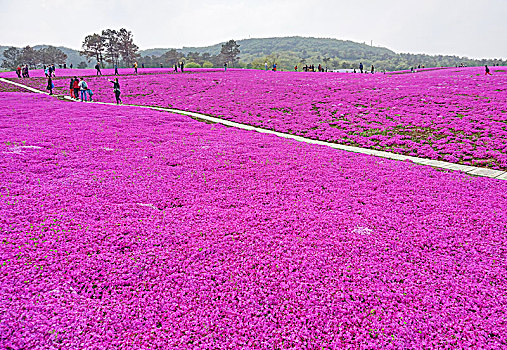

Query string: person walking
[359,62,364,74]
[79,77,88,102]
[72,76,80,100]
[114,64,119,76]
[69,77,75,98]
[174,63,178,72]
[485,65,492,75]
[95,62,102,76]
[134,62,138,74]
[109,78,122,104]
[47,76,54,95]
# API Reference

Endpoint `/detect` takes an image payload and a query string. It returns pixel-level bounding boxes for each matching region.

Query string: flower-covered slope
[12,67,507,170]
[1,92,506,348]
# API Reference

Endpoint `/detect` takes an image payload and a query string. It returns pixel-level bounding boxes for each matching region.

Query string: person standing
[114,64,119,75]
[485,65,492,75]
[109,78,122,104]
[174,63,178,72]
[265,62,268,71]
[47,76,54,95]
[294,65,298,71]
[52,64,56,77]
[44,66,49,77]
[141,63,144,69]
[79,77,88,102]
[371,65,375,74]
[95,62,102,76]
[134,62,138,74]
[70,63,73,69]
[224,62,227,72]
[16,66,21,78]
[359,62,364,74]
[69,77,75,98]
[24,65,30,78]
[180,62,184,72]
[72,76,80,100]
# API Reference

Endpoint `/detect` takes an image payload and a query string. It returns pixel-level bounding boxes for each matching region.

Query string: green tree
[118,28,139,67]
[219,39,240,66]
[1,47,21,69]
[81,34,105,65]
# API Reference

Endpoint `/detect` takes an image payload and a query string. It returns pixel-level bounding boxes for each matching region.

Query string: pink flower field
[1,91,507,348]
[5,67,507,170]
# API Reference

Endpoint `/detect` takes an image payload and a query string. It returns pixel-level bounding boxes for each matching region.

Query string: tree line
[141,40,241,68]
[1,46,67,69]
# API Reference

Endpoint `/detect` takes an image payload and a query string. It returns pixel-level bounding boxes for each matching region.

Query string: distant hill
[139,36,397,60]
[139,36,505,70]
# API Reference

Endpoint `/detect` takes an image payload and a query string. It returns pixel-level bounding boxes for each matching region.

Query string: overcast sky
[1,0,506,59]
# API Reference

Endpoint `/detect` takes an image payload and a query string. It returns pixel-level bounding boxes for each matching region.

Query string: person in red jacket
[72,77,80,100]
[16,66,21,78]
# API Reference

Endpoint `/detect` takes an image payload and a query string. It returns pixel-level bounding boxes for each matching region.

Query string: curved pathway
[1,77,506,181]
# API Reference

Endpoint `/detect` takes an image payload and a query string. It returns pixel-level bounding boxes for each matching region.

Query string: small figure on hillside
[353,68,356,73]
[109,78,122,104]
[134,61,138,74]
[318,64,322,72]
[294,65,298,71]
[44,65,49,77]
[51,64,56,77]
[180,62,184,72]
[265,62,268,71]
[114,64,119,75]
[79,77,88,102]
[485,65,492,75]
[224,62,227,72]
[371,65,375,74]
[359,62,364,74]
[64,63,67,69]
[141,63,145,69]
[69,77,75,98]
[72,76,80,99]
[47,76,54,95]
[23,65,30,78]
[273,63,277,72]
[16,65,21,78]
[174,63,178,72]
[160,63,163,68]
[70,63,73,69]
[95,62,102,76]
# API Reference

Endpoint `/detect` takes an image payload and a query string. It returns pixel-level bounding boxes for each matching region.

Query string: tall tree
[20,46,38,67]
[159,49,183,66]
[81,34,105,65]
[219,40,240,66]
[117,28,139,67]
[38,46,68,65]
[1,47,21,69]
[102,29,120,66]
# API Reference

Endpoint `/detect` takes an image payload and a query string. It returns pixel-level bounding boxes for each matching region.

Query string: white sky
[1,0,506,59]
